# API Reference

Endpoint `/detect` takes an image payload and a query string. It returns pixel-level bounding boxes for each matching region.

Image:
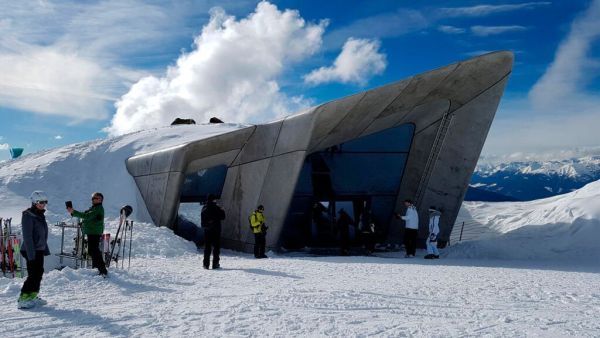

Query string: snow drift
[452,179,600,261]
[0,123,246,223]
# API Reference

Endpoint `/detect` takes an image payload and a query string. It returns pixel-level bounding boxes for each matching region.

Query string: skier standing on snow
[249,205,268,259]
[18,191,51,309]
[400,199,419,258]
[201,194,225,269]
[425,206,441,259]
[67,192,108,277]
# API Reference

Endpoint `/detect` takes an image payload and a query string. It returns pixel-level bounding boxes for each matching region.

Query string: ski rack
[107,205,134,269]
[0,218,25,278]
[55,221,90,270]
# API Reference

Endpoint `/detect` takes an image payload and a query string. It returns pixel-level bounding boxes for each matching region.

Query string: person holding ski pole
[67,192,108,277]
[249,205,268,259]
[18,191,51,309]
[201,194,225,269]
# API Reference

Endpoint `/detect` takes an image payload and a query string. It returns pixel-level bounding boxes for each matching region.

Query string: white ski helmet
[30,190,48,204]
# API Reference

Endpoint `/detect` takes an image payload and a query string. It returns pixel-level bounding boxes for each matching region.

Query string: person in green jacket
[67,192,108,277]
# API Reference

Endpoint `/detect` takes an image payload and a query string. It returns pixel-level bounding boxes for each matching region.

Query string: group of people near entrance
[17,190,108,309]
[398,199,440,259]
[200,194,268,270]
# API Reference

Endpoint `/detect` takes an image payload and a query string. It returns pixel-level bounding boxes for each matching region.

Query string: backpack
[248,214,254,231]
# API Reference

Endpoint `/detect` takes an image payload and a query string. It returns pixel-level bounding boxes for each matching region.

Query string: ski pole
[128,221,133,269]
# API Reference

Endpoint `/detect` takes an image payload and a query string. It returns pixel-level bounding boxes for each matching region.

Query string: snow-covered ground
[1,221,599,337]
[1,125,599,336]
[455,179,600,262]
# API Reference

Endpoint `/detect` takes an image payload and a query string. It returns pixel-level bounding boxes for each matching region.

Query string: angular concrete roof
[127,51,513,251]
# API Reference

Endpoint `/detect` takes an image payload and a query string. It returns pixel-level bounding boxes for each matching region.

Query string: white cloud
[438,25,466,34]
[529,0,600,110]
[437,2,551,17]
[0,0,252,121]
[470,25,528,36]
[106,1,327,136]
[54,135,63,140]
[303,38,386,86]
[0,143,9,150]
[0,47,115,120]
[482,1,600,158]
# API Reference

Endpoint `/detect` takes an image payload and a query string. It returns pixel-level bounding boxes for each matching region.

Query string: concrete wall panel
[362,99,450,138]
[126,155,153,177]
[308,92,366,150]
[181,127,255,165]
[232,121,283,166]
[150,149,176,174]
[186,149,240,174]
[377,63,457,119]
[133,175,151,206]
[256,151,307,248]
[312,79,411,151]
[421,76,510,240]
[142,173,170,225]
[273,110,316,155]
[428,51,513,111]
[220,159,271,249]
[159,172,185,226]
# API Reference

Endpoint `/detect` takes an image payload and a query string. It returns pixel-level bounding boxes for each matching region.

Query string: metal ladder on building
[415,112,454,207]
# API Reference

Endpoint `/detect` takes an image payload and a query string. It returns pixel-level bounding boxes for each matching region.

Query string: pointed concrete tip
[473,50,514,70]
[458,50,514,80]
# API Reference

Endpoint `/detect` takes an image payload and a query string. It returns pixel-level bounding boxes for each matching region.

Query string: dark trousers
[87,234,107,275]
[363,232,376,253]
[254,233,266,258]
[404,228,418,256]
[204,226,221,267]
[21,251,44,295]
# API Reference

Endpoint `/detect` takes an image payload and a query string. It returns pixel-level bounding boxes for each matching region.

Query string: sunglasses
[92,197,102,200]
[37,201,48,205]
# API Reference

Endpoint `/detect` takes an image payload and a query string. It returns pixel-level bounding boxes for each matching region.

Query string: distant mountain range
[465,156,600,201]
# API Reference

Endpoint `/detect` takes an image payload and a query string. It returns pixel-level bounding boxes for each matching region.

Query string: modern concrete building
[126,51,513,252]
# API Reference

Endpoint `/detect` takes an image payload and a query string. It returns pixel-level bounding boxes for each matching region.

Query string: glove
[429,234,437,242]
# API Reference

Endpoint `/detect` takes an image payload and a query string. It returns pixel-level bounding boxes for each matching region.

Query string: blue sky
[1,0,599,162]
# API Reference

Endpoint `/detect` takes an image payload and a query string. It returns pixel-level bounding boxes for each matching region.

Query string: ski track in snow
[1,223,599,337]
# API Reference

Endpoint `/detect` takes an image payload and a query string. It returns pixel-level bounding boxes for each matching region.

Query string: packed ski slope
[0,124,599,336]
[1,221,599,337]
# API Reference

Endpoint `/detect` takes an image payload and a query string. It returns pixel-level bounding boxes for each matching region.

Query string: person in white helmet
[17,191,51,309]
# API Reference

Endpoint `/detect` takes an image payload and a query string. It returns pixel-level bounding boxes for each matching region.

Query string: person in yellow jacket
[249,205,267,258]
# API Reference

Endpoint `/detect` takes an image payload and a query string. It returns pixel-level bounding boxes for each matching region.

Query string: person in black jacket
[337,209,352,256]
[18,191,51,309]
[201,194,225,269]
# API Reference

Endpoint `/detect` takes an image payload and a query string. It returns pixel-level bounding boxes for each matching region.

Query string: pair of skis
[107,205,133,269]
[0,218,23,278]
